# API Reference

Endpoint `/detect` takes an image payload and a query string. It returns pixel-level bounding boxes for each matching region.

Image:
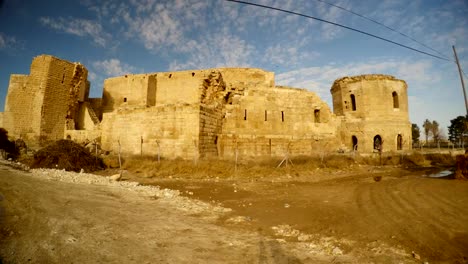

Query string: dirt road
[149,168,468,263]
[1,164,467,263]
[0,165,296,263]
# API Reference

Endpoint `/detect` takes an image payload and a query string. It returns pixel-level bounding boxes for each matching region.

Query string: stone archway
[397,134,403,150]
[352,136,358,151]
[373,135,382,151]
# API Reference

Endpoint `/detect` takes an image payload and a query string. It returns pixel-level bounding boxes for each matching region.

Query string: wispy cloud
[92,59,139,77]
[276,58,437,103]
[263,43,320,68]
[39,17,111,47]
[169,30,255,70]
[0,32,18,50]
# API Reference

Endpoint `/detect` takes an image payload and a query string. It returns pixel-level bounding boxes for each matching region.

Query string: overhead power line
[225,0,452,62]
[313,0,449,59]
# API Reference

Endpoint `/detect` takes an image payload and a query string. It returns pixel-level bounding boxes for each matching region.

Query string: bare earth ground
[1,163,468,263]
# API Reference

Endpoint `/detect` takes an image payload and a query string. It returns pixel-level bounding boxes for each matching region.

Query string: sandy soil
[1,163,467,263]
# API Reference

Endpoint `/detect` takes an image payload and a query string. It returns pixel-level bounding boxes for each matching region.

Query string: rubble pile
[30,139,104,172]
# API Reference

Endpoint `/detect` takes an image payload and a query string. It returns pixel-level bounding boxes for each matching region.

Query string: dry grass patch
[119,152,456,179]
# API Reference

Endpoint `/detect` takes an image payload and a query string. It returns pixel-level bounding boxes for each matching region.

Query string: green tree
[412,123,420,144]
[422,119,432,144]
[448,115,468,144]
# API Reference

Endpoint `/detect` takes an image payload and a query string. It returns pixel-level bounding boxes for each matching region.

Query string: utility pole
[453,45,468,116]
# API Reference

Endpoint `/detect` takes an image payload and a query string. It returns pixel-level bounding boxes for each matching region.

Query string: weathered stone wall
[2,55,412,158]
[65,129,101,144]
[40,56,88,141]
[2,55,88,143]
[331,75,411,152]
[220,83,339,157]
[2,74,41,139]
[102,74,157,112]
[100,104,200,159]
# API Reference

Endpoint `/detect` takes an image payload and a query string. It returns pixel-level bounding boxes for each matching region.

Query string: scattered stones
[332,247,343,255]
[109,171,122,181]
[412,251,421,260]
[271,225,300,237]
[225,216,252,224]
[28,168,231,219]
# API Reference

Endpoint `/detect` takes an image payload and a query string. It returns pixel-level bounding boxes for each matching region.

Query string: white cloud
[276,58,437,104]
[0,33,18,50]
[92,59,138,77]
[263,43,319,67]
[169,31,256,70]
[39,17,111,47]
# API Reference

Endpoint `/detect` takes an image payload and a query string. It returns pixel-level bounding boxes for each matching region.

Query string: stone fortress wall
[1,55,412,158]
[2,55,89,143]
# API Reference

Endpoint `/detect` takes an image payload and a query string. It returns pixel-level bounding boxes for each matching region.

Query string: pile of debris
[30,139,104,172]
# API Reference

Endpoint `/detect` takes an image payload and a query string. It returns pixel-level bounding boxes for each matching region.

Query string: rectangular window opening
[281,111,284,122]
[265,110,267,121]
[244,109,247,120]
[314,109,320,123]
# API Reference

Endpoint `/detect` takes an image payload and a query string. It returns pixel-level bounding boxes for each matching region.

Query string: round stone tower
[330,74,411,152]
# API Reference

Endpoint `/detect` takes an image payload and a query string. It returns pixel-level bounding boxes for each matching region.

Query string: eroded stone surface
[1,55,411,157]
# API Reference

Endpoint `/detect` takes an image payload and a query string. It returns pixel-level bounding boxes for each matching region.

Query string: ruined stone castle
[0,55,411,158]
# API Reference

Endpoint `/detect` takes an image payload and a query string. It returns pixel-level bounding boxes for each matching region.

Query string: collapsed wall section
[40,56,88,141]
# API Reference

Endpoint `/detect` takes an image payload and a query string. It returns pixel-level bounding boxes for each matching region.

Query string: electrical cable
[225,0,452,62]
[313,0,449,59]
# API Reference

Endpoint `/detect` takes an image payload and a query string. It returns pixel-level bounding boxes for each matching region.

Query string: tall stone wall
[220,84,339,158]
[100,104,200,159]
[40,56,88,141]
[2,55,88,143]
[2,55,414,158]
[102,74,156,113]
[2,74,42,139]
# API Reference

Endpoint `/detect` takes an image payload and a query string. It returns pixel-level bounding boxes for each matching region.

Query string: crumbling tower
[2,55,89,144]
[330,74,411,152]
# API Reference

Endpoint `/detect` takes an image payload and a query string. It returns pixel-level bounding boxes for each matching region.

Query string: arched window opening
[397,134,403,150]
[352,136,358,151]
[374,135,382,151]
[392,91,399,108]
[350,94,356,111]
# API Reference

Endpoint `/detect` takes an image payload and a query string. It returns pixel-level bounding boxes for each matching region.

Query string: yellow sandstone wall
[100,104,200,158]
[220,85,339,157]
[2,55,88,143]
[2,55,412,158]
[331,75,411,152]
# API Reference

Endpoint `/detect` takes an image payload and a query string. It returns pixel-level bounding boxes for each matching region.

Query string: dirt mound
[30,139,104,172]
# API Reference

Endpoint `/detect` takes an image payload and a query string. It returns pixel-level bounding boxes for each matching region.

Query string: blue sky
[0,0,467,134]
